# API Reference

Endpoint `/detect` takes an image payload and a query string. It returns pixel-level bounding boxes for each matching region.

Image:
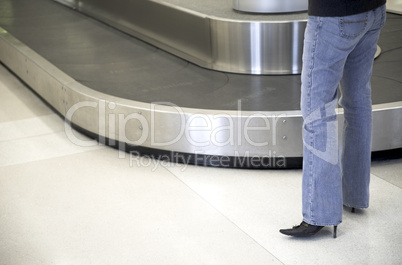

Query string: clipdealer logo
[64,99,288,168]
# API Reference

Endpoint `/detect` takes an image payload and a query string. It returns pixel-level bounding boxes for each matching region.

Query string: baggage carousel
[0,0,401,168]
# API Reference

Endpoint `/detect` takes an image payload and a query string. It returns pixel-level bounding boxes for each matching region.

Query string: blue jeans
[301,5,387,226]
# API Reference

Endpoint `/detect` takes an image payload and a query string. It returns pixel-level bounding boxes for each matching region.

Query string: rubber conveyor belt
[0,0,401,168]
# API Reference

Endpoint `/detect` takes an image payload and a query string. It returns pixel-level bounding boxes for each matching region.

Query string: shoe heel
[351,207,355,213]
[333,226,337,238]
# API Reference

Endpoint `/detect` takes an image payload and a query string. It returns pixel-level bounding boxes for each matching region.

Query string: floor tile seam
[0,129,67,144]
[0,113,61,126]
[370,172,402,190]
[162,166,287,265]
[0,115,65,141]
[0,145,106,169]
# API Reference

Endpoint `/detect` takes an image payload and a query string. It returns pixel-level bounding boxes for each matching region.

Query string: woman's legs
[300,5,386,226]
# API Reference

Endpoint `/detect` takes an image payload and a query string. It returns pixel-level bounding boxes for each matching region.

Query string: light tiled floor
[0,64,401,264]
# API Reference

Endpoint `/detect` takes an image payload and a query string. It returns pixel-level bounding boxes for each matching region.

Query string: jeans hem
[303,219,342,227]
[343,203,369,209]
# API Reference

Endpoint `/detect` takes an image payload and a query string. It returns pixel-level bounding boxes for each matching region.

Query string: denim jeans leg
[301,16,345,226]
[301,5,386,226]
[340,6,386,209]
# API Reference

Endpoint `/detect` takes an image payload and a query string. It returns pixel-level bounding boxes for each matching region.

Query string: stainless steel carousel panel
[233,0,308,13]
[54,0,308,75]
[0,0,400,168]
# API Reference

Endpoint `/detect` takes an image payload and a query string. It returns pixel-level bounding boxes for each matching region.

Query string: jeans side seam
[307,18,322,224]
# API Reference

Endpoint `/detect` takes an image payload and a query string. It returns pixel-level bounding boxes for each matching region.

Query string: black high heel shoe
[280,221,338,238]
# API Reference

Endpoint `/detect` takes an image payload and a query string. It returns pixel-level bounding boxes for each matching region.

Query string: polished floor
[0,63,401,264]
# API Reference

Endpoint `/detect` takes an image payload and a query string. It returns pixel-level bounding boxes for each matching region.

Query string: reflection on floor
[0,64,401,264]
